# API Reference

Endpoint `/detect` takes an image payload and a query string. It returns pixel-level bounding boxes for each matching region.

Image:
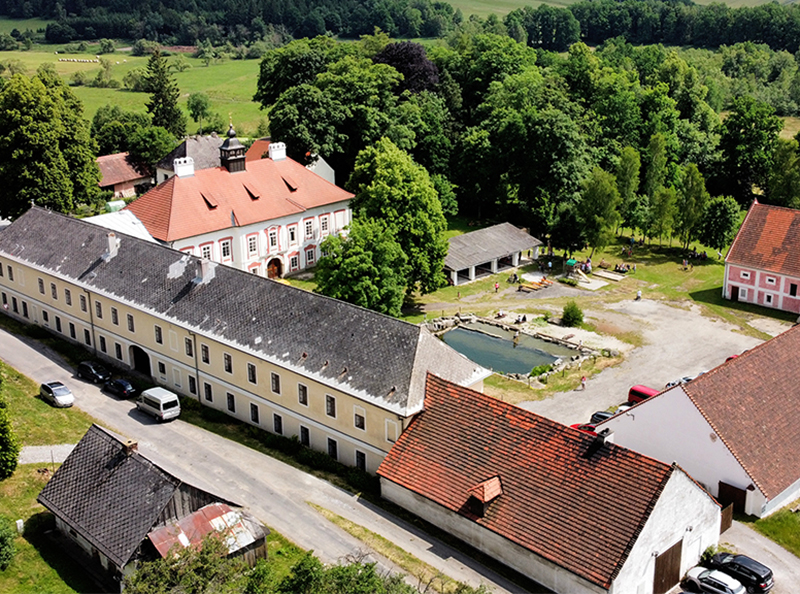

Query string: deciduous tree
[675,163,710,249]
[698,196,741,252]
[187,92,212,134]
[578,166,621,256]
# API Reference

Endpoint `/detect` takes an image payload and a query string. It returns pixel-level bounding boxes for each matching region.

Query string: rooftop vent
[595,428,615,446]
[269,142,287,161]
[174,156,195,178]
[102,232,119,262]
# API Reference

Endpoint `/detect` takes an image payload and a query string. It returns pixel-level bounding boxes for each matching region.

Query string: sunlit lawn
[749,501,800,558]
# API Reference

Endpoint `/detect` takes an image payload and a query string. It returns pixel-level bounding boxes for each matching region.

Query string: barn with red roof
[378,374,720,594]
[724,200,800,313]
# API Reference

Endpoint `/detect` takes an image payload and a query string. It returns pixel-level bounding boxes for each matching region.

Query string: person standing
[581,376,587,390]
[494,282,499,293]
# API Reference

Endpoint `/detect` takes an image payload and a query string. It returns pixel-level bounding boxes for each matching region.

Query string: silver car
[39,381,74,408]
[685,567,745,594]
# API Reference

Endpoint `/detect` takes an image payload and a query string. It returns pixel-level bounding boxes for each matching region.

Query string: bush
[0,404,19,480]
[530,364,552,376]
[561,300,584,327]
[558,277,578,287]
[0,515,16,570]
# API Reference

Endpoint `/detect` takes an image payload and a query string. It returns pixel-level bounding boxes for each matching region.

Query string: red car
[570,423,597,436]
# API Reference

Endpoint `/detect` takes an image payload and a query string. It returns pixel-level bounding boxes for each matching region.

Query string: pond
[441,321,575,375]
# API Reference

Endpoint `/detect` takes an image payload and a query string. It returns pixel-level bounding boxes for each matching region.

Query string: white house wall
[600,389,765,515]
[762,475,800,517]
[380,479,608,594]
[610,470,720,594]
[171,200,351,276]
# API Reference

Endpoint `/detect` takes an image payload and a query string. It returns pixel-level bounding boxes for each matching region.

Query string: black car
[590,410,614,424]
[709,553,774,593]
[76,361,112,384]
[103,379,137,399]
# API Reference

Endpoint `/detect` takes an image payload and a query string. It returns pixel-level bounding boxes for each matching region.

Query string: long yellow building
[0,207,489,472]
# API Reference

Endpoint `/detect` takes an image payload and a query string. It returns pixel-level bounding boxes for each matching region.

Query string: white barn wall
[611,470,720,594]
[600,388,763,513]
[380,479,608,594]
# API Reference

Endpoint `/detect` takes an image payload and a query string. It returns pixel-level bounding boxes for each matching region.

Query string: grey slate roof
[37,425,193,568]
[1,208,488,414]
[445,223,542,271]
[157,135,225,172]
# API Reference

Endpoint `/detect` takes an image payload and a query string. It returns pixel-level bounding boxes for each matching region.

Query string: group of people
[615,263,636,274]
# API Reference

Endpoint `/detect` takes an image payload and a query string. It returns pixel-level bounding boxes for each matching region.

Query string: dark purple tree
[373,41,439,94]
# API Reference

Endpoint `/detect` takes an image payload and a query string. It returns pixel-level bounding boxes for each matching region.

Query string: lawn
[0,48,266,135]
[0,17,52,35]
[750,501,800,558]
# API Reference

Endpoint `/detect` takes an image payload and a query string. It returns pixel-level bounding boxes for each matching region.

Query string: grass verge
[748,501,800,558]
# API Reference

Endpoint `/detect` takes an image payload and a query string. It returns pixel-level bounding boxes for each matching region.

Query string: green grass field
[0,47,266,134]
[0,17,52,35]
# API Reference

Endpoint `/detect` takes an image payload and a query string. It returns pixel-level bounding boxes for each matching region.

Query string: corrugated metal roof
[445,223,542,271]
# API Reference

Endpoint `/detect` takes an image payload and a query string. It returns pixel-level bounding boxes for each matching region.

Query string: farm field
[0,47,266,134]
[0,16,52,34]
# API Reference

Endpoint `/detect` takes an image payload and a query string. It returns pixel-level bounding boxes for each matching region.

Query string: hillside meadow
[1,46,266,134]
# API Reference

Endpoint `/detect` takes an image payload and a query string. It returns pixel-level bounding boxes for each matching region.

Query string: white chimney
[174,156,195,178]
[102,232,119,262]
[194,258,216,285]
[596,428,615,446]
[268,142,286,161]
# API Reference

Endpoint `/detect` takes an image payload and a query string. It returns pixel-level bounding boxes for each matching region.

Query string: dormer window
[467,476,503,518]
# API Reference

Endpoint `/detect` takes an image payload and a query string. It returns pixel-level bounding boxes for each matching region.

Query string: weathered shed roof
[157,135,224,172]
[445,223,541,271]
[2,208,488,415]
[96,152,149,187]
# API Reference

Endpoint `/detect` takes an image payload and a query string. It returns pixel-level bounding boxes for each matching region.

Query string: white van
[136,387,181,421]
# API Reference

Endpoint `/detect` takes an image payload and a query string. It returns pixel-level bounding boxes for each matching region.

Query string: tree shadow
[23,512,105,593]
[689,287,799,323]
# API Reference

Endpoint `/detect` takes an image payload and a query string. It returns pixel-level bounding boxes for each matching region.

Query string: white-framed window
[306,248,315,266]
[188,376,197,395]
[354,406,366,431]
[290,255,299,271]
[766,294,774,304]
[115,342,123,360]
[741,271,751,279]
[42,310,49,325]
[766,276,776,285]
[304,219,313,239]
[298,383,308,406]
[386,419,399,443]
[99,335,106,353]
[300,426,310,446]
[288,226,297,245]
[320,216,329,236]
[127,313,135,332]
[204,382,213,402]
[111,307,118,325]
[201,344,210,364]
[224,353,233,373]
[227,392,235,413]
[157,361,166,377]
[740,288,748,300]
[248,362,257,384]
[325,395,336,418]
[251,403,260,424]
[271,372,280,394]
[201,244,212,260]
[220,239,232,261]
[247,235,258,257]
[6,266,12,281]
[268,229,278,250]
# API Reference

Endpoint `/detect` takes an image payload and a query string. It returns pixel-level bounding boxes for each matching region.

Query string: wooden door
[731,285,739,302]
[267,258,282,279]
[720,503,733,534]
[653,539,683,594]
[718,481,747,514]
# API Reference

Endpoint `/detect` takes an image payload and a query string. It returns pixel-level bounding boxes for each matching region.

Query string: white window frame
[766,276,776,285]
[304,219,313,240]
[320,216,329,236]
[248,362,257,385]
[201,244,213,260]
[740,288,748,300]
[298,383,308,406]
[220,239,232,262]
[247,235,258,257]
[765,293,773,305]
[268,228,278,250]
[306,248,315,266]
[290,255,299,271]
[288,225,297,245]
[354,406,366,431]
[741,271,751,280]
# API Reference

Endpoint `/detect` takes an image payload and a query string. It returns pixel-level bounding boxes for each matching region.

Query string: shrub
[0,515,15,570]
[530,364,552,376]
[558,277,578,287]
[561,300,584,327]
[0,407,19,479]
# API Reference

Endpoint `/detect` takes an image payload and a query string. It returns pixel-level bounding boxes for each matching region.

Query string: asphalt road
[0,328,524,594]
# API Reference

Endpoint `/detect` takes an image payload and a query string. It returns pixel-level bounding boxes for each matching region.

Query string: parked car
[685,567,745,594]
[666,376,694,389]
[570,423,597,436]
[76,361,111,384]
[39,381,74,408]
[590,410,614,424]
[136,387,181,422]
[628,384,660,403]
[103,379,137,399]
[709,553,774,593]
[616,403,632,414]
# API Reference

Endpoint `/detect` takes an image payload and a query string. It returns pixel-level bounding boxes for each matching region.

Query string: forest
[5,0,800,54]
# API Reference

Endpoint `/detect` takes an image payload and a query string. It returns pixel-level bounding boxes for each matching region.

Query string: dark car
[76,361,111,384]
[590,410,614,424]
[103,379,137,399]
[710,553,774,593]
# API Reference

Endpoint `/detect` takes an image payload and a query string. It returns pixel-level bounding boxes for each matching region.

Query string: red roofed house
[723,200,800,313]
[378,374,721,594]
[246,137,336,186]
[126,127,352,278]
[97,152,151,198]
[599,324,800,518]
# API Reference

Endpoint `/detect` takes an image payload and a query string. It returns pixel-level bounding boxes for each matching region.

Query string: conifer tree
[144,50,186,138]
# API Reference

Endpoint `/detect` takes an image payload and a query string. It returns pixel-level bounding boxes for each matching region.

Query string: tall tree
[643,133,668,202]
[718,96,782,205]
[187,92,212,134]
[649,187,677,245]
[348,138,448,294]
[372,41,439,94]
[579,167,621,256]
[675,163,710,249]
[765,138,800,209]
[0,402,19,480]
[616,146,641,232]
[314,219,409,317]
[698,196,741,252]
[0,71,100,219]
[144,50,186,138]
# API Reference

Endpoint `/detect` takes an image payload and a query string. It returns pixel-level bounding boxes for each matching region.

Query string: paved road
[520,300,765,425]
[1,328,523,594]
[722,521,800,594]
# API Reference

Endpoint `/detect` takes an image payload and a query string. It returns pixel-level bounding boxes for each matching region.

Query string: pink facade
[724,264,800,314]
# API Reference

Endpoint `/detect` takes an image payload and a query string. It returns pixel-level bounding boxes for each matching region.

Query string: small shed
[444,223,542,286]
[96,152,151,198]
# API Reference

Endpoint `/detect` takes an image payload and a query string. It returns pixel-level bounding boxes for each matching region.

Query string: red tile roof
[246,138,271,162]
[378,374,675,590]
[125,157,352,242]
[97,152,149,188]
[682,324,800,499]
[726,200,800,277]
[468,476,502,503]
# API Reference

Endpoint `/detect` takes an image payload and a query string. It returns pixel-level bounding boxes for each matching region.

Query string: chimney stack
[102,232,119,262]
[194,258,216,285]
[268,142,287,161]
[595,428,615,446]
[123,439,138,456]
[174,156,195,178]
